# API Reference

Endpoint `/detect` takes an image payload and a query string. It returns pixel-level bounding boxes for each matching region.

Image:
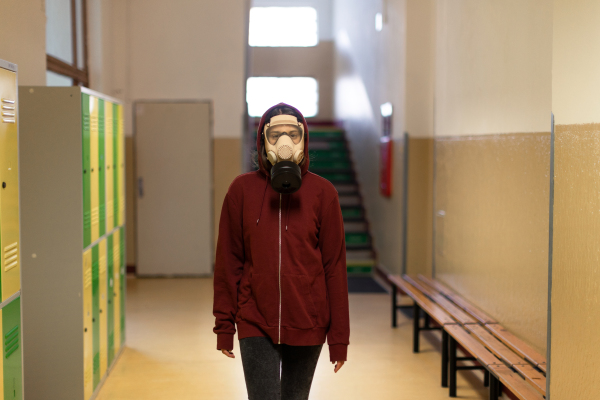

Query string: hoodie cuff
[217,333,234,351]
[329,344,347,362]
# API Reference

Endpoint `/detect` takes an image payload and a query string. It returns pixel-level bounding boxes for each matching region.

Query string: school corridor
[0,0,598,399]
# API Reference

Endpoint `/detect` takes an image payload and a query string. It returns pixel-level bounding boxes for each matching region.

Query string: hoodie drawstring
[256,176,269,225]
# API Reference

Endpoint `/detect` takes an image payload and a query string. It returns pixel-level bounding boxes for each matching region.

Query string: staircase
[307,126,376,276]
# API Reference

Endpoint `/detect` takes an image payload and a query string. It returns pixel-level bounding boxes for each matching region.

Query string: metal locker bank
[19,86,126,400]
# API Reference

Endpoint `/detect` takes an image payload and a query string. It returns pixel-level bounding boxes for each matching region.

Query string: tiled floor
[95,277,493,400]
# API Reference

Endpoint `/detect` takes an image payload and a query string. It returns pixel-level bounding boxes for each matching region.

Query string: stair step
[347,265,374,274]
[308,141,346,151]
[344,221,368,232]
[320,173,354,183]
[341,207,363,219]
[346,232,371,245]
[347,249,375,259]
[309,130,345,139]
[334,183,359,194]
[339,195,361,207]
[310,160,351,170]
[309,150,349,160]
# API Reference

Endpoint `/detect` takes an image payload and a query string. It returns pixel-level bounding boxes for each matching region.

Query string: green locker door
[113,103,119,227]
[107,234,114,366]
[3,297,22,400]
[82,94,91,248]
[120,227,125,344]
[98,100,106,237]
[92,245,100,388]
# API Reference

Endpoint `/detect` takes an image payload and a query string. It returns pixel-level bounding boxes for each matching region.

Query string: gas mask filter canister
[263,115,305,194]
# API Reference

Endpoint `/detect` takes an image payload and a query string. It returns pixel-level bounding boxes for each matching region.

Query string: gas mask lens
[266,125,303,145]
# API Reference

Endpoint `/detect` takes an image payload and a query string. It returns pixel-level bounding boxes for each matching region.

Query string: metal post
[392,285,397,328]
[424,313,430,328]
[442,330,449,387]
[489,375,498,400]
[413,302,420,353]
[449,336,457,397]
[498,381,503,397]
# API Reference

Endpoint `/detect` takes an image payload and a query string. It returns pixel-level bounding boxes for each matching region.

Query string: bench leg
[442,330,449,388]
[498,381,503,397]
[489,374,499,400]
[484,369,489,387]
[413,302,420,353]
[449,336,457,397]
[424,313,431,329]
[392,285,397,328]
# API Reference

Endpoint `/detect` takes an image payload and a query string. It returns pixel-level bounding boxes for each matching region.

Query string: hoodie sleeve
[213,192,245,351]
[319,194,350,362]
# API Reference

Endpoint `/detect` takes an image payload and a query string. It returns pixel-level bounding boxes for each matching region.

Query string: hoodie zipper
[278,193,282,344]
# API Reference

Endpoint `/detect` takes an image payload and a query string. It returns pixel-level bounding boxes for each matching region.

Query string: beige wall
[435,133,550,354]
[0,0,46,85]
[250,43,335,121]
[550,1,600,397]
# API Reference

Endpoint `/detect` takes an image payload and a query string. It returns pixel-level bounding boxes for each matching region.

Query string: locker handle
[138,177,144,198]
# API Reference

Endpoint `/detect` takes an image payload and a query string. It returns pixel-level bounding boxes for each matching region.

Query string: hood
[256,102,310,177]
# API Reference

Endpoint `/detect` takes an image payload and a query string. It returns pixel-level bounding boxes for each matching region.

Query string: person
[213,102,350,400]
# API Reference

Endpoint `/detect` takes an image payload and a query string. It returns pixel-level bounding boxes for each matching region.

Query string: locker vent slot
[1,105,15,110]
[3,242,18,272]
[1,98,15,104]
[91,207,100,226]
[1,99,16,123]
[4,325,19,359]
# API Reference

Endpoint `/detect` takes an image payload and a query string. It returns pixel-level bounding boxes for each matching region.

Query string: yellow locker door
[83,249,93,400]
[113,229,121,353]
[90,96,99,242]
[117,104,125,225]
[98,239,108,378]
[0,67,20,301]
[105,102,114,232]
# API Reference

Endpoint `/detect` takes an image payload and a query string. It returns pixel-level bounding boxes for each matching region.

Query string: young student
[213,103,350,399]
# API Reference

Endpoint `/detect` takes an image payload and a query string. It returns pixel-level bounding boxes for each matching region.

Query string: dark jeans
[239,336,323,400]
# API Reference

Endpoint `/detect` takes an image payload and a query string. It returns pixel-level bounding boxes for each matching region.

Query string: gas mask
[263,115,305,194]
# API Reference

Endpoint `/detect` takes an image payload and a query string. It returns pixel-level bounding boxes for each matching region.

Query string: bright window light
[246,77,318,118]
[249,7,318,47]
[375,13,383,31]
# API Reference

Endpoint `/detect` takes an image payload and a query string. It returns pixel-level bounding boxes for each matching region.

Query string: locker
[98,239,107,378]
[106,234,114,366]
[82,94,91,248]
[112,230,121,354]
[119,226,125,344]
[83,248,93,400]
[0,67,20,301]
[91,245,100,388]
[2,297,22,400]
[105,104,114,232]
[90,97,99,243]
[117,105,125,225]
[98,100,106,237]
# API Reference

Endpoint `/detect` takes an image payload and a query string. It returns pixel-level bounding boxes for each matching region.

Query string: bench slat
[489,364,545,400]
[389,275,456,326]
[418,275,498,324]
[444,324,501,367]
[466,324,528,366]
[485,323,547,373]
[404,275,477,325]
[466,325,546,395]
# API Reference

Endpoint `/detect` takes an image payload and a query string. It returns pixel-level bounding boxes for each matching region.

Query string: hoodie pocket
[311,272,330,327]
[281,274,317,330]
[248,273,279,327]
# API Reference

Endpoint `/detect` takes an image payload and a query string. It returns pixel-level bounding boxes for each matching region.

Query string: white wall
[98,0,247,139]
[333,0,407,274]
[435,0,552,136]
[0,0,47,85]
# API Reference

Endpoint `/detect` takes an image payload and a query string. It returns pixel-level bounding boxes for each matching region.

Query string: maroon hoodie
[213,103,350,362]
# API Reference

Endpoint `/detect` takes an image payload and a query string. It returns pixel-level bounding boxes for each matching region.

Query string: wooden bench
[390,273,546,400]
[417,275,547,374]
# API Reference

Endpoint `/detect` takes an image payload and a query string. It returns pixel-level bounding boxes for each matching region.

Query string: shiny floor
[96,277,496,400]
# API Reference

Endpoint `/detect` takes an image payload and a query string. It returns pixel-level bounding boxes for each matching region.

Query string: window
[45,0,89,86]
[246,77,318,118]
[249,7,318,47]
